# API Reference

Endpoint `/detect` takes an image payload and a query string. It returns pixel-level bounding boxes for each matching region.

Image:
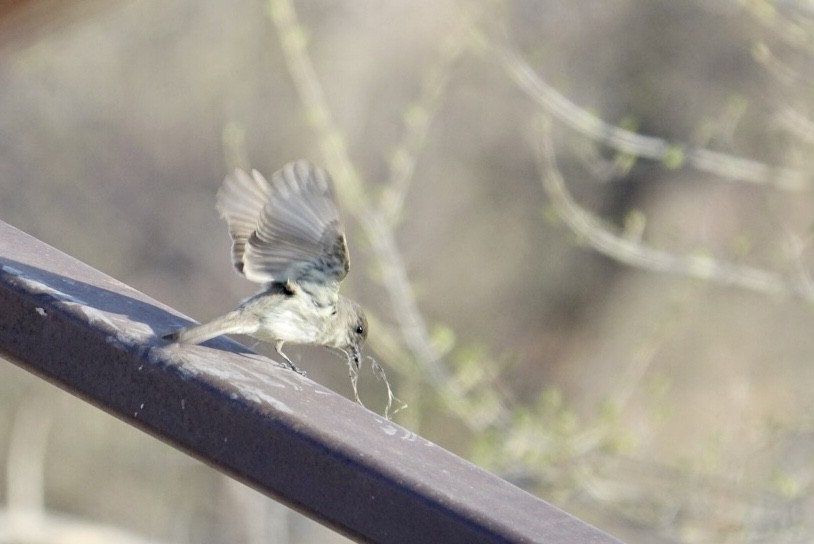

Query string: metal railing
[0,219,621,543]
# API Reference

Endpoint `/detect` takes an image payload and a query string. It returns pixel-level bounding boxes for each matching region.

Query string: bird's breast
[248,293,336,345]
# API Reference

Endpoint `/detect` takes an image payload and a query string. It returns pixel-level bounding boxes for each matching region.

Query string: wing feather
[216,160,350,286]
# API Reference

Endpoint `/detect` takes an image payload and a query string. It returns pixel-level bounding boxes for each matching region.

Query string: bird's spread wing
[216,160,350,286]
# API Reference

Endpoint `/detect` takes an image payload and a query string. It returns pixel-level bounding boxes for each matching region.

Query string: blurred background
[2,0,814,542]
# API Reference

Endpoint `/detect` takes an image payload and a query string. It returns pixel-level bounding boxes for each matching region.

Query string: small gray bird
[162,160,367,374]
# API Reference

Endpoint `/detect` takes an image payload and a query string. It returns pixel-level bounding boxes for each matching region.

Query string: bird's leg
[275,340,305,375]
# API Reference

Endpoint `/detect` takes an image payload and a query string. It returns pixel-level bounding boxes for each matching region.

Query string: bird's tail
[161,310,251,345]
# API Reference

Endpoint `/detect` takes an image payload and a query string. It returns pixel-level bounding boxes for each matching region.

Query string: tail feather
[161,311,251,345]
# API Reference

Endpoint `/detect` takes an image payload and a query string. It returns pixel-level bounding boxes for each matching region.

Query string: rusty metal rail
[0,220,620,543]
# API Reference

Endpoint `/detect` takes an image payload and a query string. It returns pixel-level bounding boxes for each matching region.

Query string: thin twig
[738,0,814,52]
[489,42,809,191]
[534,114,814,302]
[380,14,470,223]
[267,0,451,386]
[777,107,814,146]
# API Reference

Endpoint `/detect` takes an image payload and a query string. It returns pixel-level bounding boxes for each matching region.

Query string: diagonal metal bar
[0,220,620,544]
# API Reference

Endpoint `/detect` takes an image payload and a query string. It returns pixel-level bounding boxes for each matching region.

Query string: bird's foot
[276,345,306,375]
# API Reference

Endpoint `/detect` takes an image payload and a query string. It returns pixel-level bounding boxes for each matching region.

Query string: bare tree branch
[534,114,814,302]
[488,42,810,190]
[379,13,472,223]
[267,0,451,387]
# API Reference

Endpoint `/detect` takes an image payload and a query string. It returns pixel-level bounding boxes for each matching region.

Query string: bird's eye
[356,325,365,335]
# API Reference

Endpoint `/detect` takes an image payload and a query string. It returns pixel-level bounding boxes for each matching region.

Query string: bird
[162,160,367,374]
